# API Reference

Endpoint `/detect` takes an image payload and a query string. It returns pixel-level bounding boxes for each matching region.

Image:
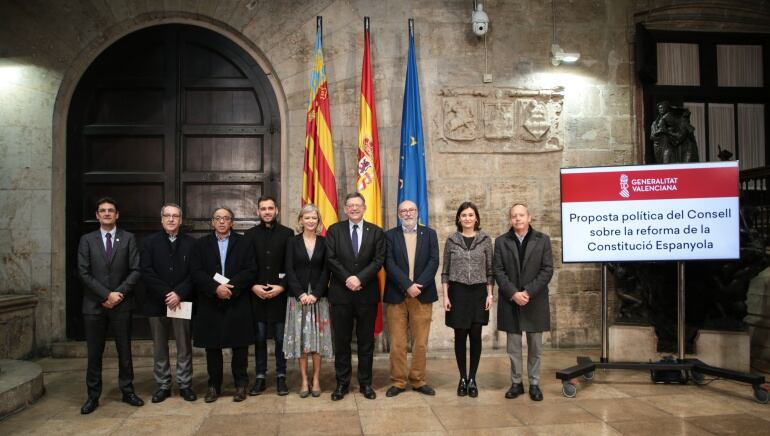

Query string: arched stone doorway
[65,24,280,340]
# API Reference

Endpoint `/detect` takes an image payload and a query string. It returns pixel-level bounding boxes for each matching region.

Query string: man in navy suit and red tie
[383,200,439,397]
[325,192,385,401]
[77,197,143,414]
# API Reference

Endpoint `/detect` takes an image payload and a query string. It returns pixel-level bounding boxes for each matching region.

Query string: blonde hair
[296,204,323,235]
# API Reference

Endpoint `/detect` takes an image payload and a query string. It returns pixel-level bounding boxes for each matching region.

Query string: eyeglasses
[98,208,116,214]
[213,216,232,222]
[398,208,417,214]
[162,214,181,220]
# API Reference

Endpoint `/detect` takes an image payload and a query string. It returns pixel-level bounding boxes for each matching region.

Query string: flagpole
[364,16,369,32]
[317,16,322,42]
[408,18,413,38]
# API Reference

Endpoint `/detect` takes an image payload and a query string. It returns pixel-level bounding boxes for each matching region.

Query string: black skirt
[444,281,489,329]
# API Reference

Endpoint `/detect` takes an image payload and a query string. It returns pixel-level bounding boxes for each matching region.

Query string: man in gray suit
[493,203,553,402]
[78,197,143,414]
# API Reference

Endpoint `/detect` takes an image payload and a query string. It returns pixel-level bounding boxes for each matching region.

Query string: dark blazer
[190,231,256,348]
[325,219,385,305]
[384,225,439,304]
[77,228,141,315]
[494,227,554,333]
[140,231,195,317]
[244,222,294,323]
[285,233,329,299]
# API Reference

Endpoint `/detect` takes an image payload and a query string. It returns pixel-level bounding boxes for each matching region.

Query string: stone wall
[0,0,767,353]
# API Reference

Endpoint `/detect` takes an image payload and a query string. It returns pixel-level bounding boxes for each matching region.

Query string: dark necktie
[352,224,359,257]
[105,233,113,262]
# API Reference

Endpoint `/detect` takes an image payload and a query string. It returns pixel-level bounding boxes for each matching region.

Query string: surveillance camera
[472,3,489,37]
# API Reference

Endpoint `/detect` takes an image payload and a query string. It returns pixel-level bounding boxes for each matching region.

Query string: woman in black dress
[441,202,494,398]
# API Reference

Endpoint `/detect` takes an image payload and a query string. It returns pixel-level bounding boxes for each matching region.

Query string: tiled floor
[1,350,768,435]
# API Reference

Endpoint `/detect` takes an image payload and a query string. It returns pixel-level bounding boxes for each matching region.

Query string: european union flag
[398,19,429,225]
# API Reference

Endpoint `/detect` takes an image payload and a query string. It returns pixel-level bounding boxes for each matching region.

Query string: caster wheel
[690,370,706,385]
[753,385,769,404]
[582,371,595,381]
[562,381,577,398]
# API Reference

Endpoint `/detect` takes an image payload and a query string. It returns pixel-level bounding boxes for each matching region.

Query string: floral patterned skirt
[283,297,334,359]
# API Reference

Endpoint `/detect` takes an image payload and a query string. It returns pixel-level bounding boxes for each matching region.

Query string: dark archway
[66,24,280,340]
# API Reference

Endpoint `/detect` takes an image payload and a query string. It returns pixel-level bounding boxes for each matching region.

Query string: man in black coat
[190,206,257,403]
[77,196,143,414]
[325,192,385,401]
[493,203,554,402]
[244,196,294,396]
[383,200,439,397]
[140,203,196,403]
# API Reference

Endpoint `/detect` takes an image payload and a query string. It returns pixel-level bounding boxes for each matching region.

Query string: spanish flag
[302,17,338,234]
[356,17,385,336]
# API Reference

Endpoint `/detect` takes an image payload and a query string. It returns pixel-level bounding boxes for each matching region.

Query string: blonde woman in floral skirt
[283,204,333,397]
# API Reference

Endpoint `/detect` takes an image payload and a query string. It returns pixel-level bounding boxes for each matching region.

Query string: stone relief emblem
[520,100,550,141]
[443,99,477,141]
[437,87,564,153]
[483,102,514,139]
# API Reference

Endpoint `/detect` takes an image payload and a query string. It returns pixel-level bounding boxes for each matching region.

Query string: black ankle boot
[457,377,468,396]
[467,378,478,397]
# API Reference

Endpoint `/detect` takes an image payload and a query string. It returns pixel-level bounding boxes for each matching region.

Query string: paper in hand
[213,272,230,284]
[167,301,192,320]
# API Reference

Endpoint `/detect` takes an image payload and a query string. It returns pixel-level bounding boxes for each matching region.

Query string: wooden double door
[66,24,280,339]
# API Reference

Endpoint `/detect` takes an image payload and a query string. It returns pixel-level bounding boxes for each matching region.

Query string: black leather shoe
[529,384,543,401]
[413,385,436,396]
[331,384,348,401]
[359,385,376,400]
[80,398,99,414]
[277,377,289,396]
[151,388,171,403]
[505,383,524,399]
[204,387,219,403]
[122,392,145,407]
[467,379,478,398]
[386,386,405,397]
[457,378,468,397]
[233,386,247,402]
[180,387,197,402]
[249,378,266,396]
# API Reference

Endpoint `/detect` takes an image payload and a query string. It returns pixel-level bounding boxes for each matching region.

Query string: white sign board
[561,162,740,263]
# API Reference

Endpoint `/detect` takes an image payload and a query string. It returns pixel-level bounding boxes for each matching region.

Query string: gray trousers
[506,331,542,386]
[149,316,193,390]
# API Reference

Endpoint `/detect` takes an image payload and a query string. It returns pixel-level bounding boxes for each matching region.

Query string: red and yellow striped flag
[303,17,338,234]
[356,17,385,335]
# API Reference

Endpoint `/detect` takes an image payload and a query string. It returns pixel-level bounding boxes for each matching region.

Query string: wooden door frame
[52,18,288,342]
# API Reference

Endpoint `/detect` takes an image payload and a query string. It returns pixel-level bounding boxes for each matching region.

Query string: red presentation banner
[561,163,738,203]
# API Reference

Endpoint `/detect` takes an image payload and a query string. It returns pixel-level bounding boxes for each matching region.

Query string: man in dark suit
[493,203,554,402]
[383,200,439,397]
[245,196,294,396]
[325,192,385,401]
[190,206,256,403]
[140,203,196,403]
[77,197,143,414]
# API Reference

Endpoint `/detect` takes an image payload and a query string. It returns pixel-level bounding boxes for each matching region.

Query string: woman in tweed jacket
[441,201,494,398]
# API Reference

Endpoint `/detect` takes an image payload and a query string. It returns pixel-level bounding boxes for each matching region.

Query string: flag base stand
[555,263,769,404]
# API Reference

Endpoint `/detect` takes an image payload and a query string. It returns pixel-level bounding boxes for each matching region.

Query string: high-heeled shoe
[457,377,468,397]
[467,378,478,398]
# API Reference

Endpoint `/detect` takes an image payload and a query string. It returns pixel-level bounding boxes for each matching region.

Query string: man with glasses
[383,200,440,397]
[325,192,385,400]
[140,203,197,403]
[78,197,143,414]
[190,207,257,403]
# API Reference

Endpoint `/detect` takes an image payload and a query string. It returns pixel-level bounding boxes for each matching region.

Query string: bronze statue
[650,101,699,164]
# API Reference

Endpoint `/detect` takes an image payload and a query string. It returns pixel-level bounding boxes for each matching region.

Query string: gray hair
[160,203,183,217]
